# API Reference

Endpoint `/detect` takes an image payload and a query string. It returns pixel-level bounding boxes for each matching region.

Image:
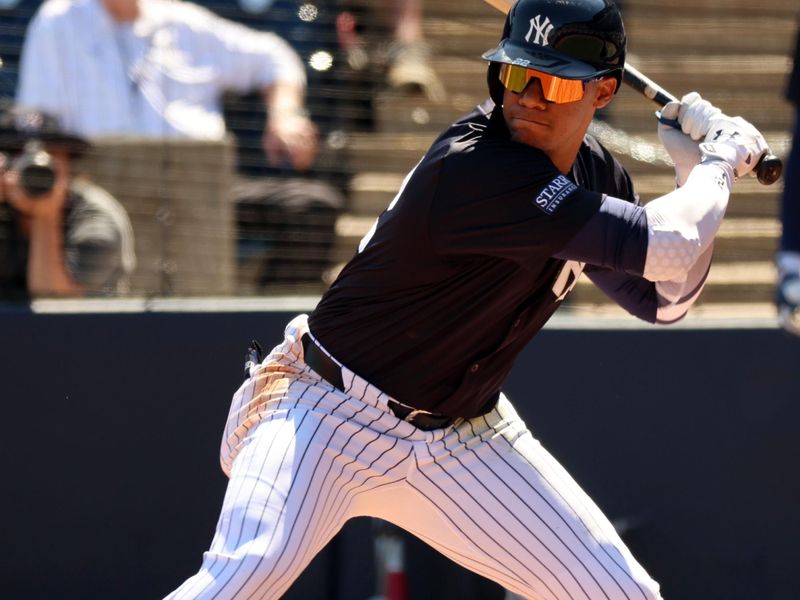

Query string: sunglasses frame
[498,63,599,104]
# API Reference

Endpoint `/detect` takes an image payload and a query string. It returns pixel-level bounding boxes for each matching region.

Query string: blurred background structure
[0,0,795,317]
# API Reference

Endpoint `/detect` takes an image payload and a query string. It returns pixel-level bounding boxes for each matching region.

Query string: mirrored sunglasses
[498,63,593,104]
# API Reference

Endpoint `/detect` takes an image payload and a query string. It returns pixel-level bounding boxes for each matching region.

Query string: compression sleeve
[653,243,713,324]
[641,160,733,281]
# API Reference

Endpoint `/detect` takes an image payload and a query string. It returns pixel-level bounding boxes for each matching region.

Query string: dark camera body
[1,141,57,197]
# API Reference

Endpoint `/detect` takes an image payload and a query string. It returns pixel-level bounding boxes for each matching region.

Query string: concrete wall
[75,139,237,296]
[1,309,798,599]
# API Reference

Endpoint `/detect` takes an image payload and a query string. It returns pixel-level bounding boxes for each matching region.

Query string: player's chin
[508,121,549,147]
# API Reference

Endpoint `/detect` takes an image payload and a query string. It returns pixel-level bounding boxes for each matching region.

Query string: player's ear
[593,77,617,109]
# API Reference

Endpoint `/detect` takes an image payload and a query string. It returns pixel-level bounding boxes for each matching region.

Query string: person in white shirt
[17,0,318,172]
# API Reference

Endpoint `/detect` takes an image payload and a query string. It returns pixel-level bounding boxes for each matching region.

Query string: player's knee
[616,573,663,600]
[167,550,292,600]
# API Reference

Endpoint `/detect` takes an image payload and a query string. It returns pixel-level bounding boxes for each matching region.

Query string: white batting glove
[699,115,769,179]
[678,92,722,140]
[657,100,702,186]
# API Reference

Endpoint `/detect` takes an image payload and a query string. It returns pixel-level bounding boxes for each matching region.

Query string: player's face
[501,75,617,172]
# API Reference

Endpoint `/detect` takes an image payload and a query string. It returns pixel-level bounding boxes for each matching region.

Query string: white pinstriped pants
[165,315,663,600]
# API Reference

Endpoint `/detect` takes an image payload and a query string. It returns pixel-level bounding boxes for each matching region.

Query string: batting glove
[657,100,702,187]
[777,251,800,336]
[677,92,722,140]
[699,115,769,179]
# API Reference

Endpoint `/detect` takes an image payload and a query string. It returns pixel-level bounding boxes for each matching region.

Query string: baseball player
[165,0,769,598]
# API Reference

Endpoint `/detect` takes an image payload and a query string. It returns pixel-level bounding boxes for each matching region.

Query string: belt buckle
[390,400,452,430]
[402,408,428,423]
[389,399,428,422]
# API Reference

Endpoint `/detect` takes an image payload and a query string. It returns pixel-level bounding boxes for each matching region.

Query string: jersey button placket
[469,363,480,373]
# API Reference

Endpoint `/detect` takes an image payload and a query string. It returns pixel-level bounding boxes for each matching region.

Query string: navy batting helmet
[483,0,626,104]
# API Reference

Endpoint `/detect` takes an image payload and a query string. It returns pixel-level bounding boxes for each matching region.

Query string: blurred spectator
[0,105,135,300]
[385,0,445,102]
[192,0,356,170]
[0,0,42,96]
[16,0,344,290]
[179,0,351,286]
[778,20,800,335]
[337,0,445,104]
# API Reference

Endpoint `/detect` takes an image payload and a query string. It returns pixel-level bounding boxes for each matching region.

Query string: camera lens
[14,148,56,197]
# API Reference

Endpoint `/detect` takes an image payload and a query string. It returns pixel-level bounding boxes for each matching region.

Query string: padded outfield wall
[1,303,798,599]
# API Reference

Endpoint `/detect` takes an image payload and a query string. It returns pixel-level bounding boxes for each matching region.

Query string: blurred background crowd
[0,0,448,301]
[0,0,798,335]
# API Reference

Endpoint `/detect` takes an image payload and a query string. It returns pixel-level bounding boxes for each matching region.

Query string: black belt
[301,333,454,431]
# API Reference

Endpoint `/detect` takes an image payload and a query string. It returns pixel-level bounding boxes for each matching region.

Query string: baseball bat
[482,0,782,185]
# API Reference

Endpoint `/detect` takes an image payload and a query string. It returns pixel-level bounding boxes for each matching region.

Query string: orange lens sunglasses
[498,63,592,104]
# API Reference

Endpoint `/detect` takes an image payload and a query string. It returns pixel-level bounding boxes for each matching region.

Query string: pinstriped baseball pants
[165,315,663,600]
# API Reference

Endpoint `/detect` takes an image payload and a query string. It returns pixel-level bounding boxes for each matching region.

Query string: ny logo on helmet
[525,15,553,46]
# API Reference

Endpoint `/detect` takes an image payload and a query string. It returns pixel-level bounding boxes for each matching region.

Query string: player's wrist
[690,158,734,191]
[697,143,737,180]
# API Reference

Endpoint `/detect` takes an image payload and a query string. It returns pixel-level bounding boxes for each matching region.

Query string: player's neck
[547,141,582,175]
[551,112,597,174]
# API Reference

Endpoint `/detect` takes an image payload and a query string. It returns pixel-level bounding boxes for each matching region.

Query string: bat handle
[656,112,783,186]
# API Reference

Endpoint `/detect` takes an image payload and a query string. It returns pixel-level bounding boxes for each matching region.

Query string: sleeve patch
[533,174,578,214]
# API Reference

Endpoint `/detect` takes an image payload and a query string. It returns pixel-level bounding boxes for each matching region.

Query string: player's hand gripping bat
[482,0,782,185]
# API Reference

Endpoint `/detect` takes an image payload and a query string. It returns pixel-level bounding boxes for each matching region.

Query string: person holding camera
[0,106,135,300]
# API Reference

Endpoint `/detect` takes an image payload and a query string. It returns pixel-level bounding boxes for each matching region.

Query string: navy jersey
[309,100,636,417]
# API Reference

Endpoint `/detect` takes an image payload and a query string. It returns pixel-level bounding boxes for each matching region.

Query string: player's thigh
[166,410,355,600]
[405,398,662,600]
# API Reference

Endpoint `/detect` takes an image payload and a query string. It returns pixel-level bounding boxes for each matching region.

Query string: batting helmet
[483,0,626,104]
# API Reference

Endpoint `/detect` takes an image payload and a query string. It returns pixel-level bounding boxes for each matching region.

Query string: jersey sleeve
[64,183,135,293]
[428,143,604,268]
[64,213,125,290]
[555,194,649,275]
[584,267,658,322]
